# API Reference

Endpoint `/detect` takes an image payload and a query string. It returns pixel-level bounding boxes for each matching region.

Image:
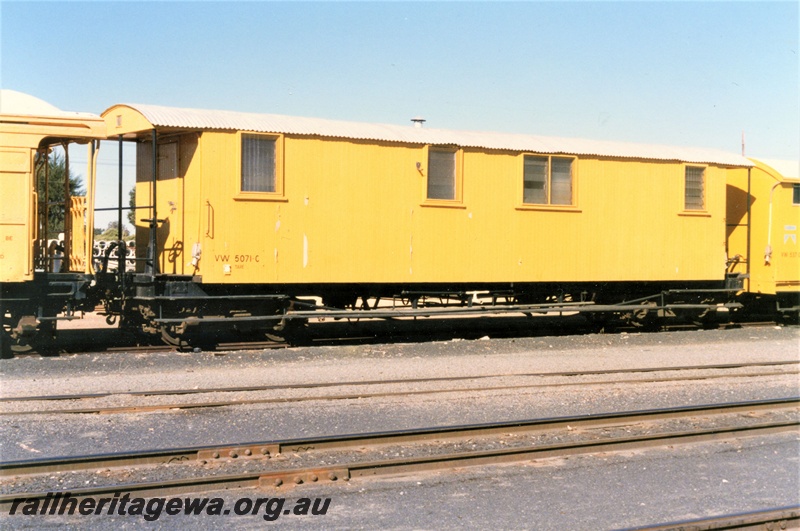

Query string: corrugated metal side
[121,103,753,167]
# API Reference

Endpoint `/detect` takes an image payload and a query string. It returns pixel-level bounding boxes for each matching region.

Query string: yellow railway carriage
[102,102,754,342]
[3,92,794,353]
[726,159,800,316]
[1,91,106,354]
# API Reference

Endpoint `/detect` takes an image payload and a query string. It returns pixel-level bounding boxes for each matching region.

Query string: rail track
[1,360,797,416]
[1,397,797,508]
[618,506,800,531]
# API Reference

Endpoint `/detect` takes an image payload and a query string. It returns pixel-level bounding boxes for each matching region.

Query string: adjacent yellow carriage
[727,159,800,315]
[1,91,105,353]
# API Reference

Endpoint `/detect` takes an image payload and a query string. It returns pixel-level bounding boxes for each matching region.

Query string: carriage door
[136,140,184,274]
[0,147,33,281]
[155,141,184,274]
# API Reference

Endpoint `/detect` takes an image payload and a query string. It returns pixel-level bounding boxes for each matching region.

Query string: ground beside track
[1,325,798,394]
[1,326,798,529]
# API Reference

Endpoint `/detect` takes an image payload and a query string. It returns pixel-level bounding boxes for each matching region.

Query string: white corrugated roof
[753,159,800,180]
[116,103,754,167]
[0,89,100,119]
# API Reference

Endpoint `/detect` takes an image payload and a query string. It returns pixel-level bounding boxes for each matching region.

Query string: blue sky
[2,1,798,227]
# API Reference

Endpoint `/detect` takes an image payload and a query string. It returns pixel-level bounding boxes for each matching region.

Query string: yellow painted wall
[147,131,732,286]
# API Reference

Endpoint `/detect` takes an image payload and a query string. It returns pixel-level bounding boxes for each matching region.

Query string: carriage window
[550,157,573,205]
[523,155,573,205]
[427,148,457,200]
[523,156,547,204]
[793,183,800,205]
[684,166,705,210]
[241,134,276,192]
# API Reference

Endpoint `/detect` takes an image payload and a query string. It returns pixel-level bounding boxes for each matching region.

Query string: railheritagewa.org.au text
[7,492,331,522]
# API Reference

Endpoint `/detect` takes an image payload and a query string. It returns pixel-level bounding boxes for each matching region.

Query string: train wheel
[161,325,191,351]
[2,312,36,357]
[585,312,618,334]
[2,313,16,358]
[778,311,800,326]
[270,318,310,346]
[1,327,14,359]
[32,320,59,356]
[689,308,720,329]
[627,303,661,331]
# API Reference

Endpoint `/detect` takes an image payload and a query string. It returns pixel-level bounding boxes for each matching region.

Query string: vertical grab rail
[146,129,159,276]
[205,200,214,239]
[85,140,97,275]
[62,142,70,272]
[117,135,126,289]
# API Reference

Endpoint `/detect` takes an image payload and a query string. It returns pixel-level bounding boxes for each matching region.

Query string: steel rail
[2,368,796,417]
[616,505,800,530]
[1,397,796,478]
[3,360,796,403]
[0,401,797,508]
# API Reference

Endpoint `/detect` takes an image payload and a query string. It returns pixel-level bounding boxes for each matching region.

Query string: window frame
[683,165,707,212]
[422,145,464,207]
[235,132,286,201]
[518,153,578,210]
[793,183,800,206]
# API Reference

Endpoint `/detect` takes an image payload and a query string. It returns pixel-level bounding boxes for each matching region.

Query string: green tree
[35,149,84,238]
[96,221,131,241]
[128,186,136,226]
